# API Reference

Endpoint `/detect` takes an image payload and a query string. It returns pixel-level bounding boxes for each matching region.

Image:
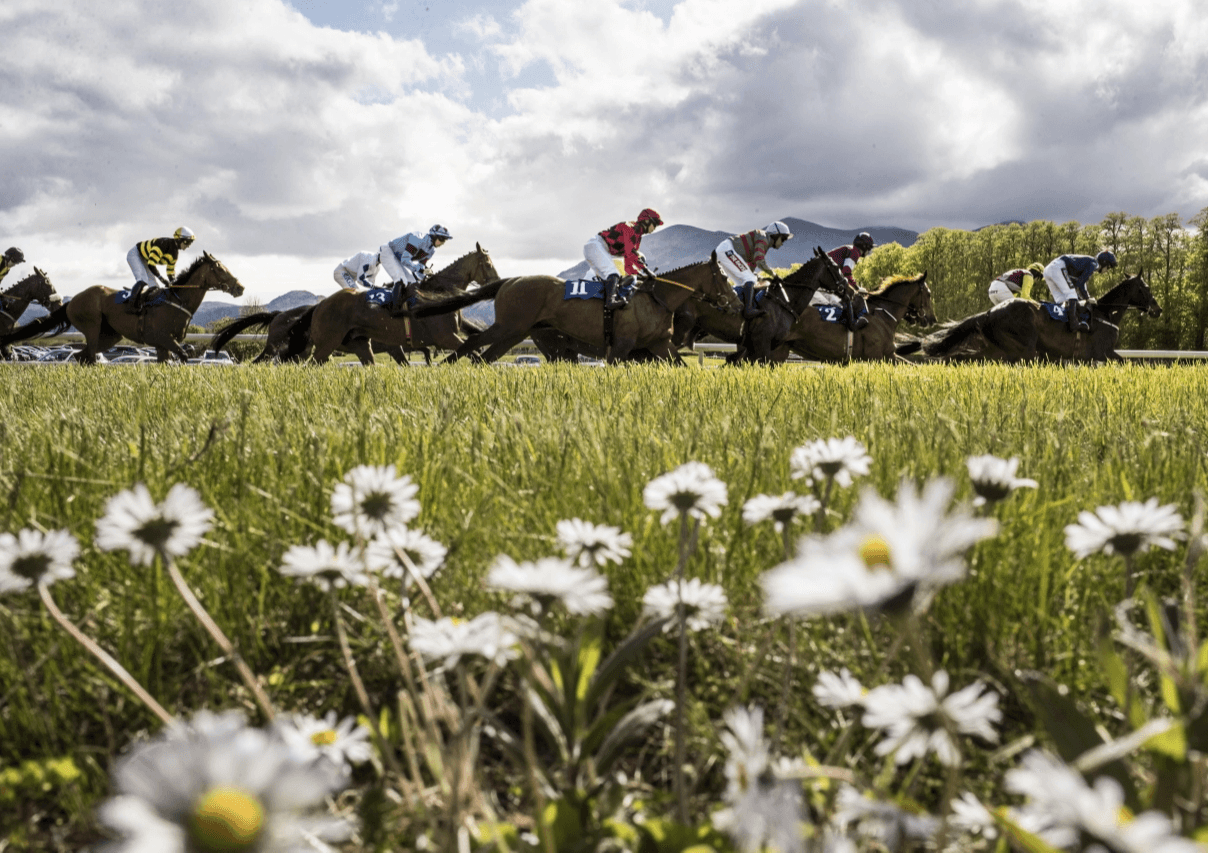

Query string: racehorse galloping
[0,253,244,363]
[434,257,737,365]
[921,274,1161,363]
[784,272,935,362]
[304,244,499,365]
[732,247,849,363]
[0,268,61,359]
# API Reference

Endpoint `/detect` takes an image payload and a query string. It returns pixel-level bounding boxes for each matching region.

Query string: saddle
[563,277,638,305]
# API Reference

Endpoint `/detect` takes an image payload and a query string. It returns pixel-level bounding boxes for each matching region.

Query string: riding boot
[848,290,870,330]
[603,274,625,310]
[741,281,764,320]
[390,280,412,317]
[127,281,146,314]
[1065,299,1088,333]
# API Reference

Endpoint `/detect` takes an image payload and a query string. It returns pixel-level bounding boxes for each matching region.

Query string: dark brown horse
[921,273,1161,363]
[304,245,499,365]
[0,268,61,359]
[0,253,244,363]
[783,272,936,363]
[730,247,850,363]
[430,257,737,364]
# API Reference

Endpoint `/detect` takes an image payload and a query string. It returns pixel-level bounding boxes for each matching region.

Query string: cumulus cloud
[1,0,1206,299]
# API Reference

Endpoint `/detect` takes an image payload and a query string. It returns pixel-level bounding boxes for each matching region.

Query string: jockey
[332,251,381,291]
[583,208,663,309]
[1042,251,1117,333]
[826,233,875,330]
[379,224,451,316]
[988,263,1045,305]
[127,227,195,313]
[0,247,25,286]
[717,221,793,321]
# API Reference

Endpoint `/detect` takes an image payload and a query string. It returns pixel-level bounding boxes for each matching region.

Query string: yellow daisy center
[189,786,265,852]
[859,535,892,571]
[311,729,339,746]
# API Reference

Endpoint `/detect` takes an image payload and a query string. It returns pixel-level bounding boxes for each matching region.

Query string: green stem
[38,583,174,728]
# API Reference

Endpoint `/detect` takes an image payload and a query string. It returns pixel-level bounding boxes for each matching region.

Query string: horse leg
[346,339,375,366]
[422,347,433,366]
[449,324,513,363]
[479,331,533,363]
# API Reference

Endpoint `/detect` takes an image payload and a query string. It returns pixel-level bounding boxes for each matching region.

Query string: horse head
[201,252,246,298]
[31,267,62,308]
[902,273,936,326]
[1127,273,1162,319]
[811,245,849,296]
[472,242,500,285]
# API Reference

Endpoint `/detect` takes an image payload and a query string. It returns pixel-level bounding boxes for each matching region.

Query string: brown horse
[1,268,61,359]
[304,244,499,365]
[0,253,244,363]
[921,273,1161,363]
[431,257,737,364]
[783,272,936,362]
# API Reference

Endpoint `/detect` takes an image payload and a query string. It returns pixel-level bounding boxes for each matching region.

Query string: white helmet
[428,224,452,241]
[765,221,792,246]
[174,226,195,242]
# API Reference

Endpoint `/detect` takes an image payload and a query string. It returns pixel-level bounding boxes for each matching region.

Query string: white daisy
[862,670,1000,767]
[555,518,633,568]
[642,578,728,631]
[761,533,908,618]
[99,709,352,853]
[642,461,728,526]
[275,711,372,769]
[949,792,997,839]
[713,774,805,853]
[834,784,940,850]
[741,492,820,533]
[1064,498,1185,559]
[330,464,420,539]
[0,528,78,592]
[966,454,1038,506]
[486,555,613,616]
[409,612,520,671]
[719,705,770,797]
[95,483,214,566]
[363,527,446,584]
[812,668,866,709]
[789,437,872,489]
[277,540,368,591]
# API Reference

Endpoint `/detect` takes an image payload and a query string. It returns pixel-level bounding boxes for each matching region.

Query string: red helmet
[637,208,663,227]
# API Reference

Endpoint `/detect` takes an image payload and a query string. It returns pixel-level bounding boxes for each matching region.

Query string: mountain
[193,290,322,328]
[266,290,322,312]
[556,219,919,279]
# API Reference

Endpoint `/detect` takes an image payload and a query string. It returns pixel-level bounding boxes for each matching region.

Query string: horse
[303,244,499,365]
[0,253,244,363]
[729,247,850,363]
[423,257,738,365]
[0,268,61,360]
[782,272,936,363]
[921,274,1161,363]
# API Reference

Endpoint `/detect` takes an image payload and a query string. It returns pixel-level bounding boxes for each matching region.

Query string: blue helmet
[1096,251,1117,270]
[428,224,452,241]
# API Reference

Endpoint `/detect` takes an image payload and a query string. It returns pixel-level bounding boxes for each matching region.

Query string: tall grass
[1,361,1206,841]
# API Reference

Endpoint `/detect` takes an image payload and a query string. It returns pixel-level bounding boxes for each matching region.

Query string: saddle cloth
[115,288,168,308]
[814,305,846,324]
[1041,302,1088,323]
[563,279,638,302]
[362,288,416,308]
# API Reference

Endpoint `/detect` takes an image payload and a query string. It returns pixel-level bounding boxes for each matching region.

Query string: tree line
[848,209,1208,350]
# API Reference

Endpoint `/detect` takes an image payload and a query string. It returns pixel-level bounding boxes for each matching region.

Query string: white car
[514,355,541,366]
[108,354,158,365]
[187,351,237,365]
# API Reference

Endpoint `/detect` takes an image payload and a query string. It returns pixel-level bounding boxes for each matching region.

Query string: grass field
[1,361,1206,849]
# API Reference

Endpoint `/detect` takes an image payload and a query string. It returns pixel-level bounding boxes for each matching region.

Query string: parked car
[107,354,158,365]
[514,355,542,366]
[187,350,237,365]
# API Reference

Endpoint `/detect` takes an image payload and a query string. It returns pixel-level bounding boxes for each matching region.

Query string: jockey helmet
[174,226,195,243]
[637,208,663,227]
[1028,262,1045,277]
[765,221,793,248]
[3,247,24,264]
[428,224,452,241]
[854,232,875,253]
[1096,251,1117,270]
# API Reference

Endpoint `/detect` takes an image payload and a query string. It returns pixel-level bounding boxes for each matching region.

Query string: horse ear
[920,271,928,282]
[814,246,824,258]
[476,241,483,253]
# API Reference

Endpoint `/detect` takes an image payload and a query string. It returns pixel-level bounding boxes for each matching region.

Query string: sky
[3,0,1207,301]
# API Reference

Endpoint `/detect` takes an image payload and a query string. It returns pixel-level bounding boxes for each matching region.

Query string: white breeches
[378,245,420,285]
[333,266,359,290]
[809,291,842,307]
[987,280,1015,305]
[583,235,621,280]
[127,247,154,285]
[1043,259,1079,302]
[717,239,757,288]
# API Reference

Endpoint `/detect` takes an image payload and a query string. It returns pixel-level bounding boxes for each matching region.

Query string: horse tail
[0,304,71,346]
[281,306,316,360]
[922,313,989,357]
[411,279,506,318]
[894,335,923,356]
[458,314,487,335]
[209,312,277,354]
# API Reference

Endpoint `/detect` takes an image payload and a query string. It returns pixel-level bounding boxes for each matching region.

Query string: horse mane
[869,272,925,295]
[2,271,44,297]
[659,257,714,275]
[425,248,492,292]
[172,254,212,287]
